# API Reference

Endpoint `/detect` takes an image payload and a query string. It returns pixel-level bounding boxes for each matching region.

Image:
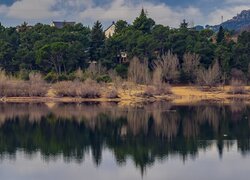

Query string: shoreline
[1,86,250,105]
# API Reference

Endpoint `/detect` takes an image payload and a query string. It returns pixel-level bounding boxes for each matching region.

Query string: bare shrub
[28,72,48,96]
[0,69,8,82]
[52,81,75,97]
[196,60,221,88]
[85,62,107,80]
[153,51,180,83]
[75,67,84,80]
[152,66,163,86]
[182,52,200,82]
[0,81,28,97]
[0,71,48,97]
[228,79,247,94]
[105,89,119,99]
[143,84,172,97]
[248,64,250,83]
[128,57,150,84]
[53,80,101,98]
[141,64,172,97]
[231,68,246,82]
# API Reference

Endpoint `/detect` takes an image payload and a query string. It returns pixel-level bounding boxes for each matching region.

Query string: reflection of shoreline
[0,102,249,172]
[0,101,250,139]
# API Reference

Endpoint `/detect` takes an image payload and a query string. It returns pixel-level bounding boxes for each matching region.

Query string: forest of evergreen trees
[0,9,249,84]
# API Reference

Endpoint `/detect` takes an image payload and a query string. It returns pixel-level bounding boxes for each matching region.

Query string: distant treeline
[0,9,249,84]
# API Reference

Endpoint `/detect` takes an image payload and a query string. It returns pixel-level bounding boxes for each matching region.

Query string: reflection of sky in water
[0,142,249,180]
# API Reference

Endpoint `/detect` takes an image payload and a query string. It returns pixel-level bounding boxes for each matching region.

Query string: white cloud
[6,0,61,19]
[0,0,204,27]
[0,5,8,14]
[79,0,204,27]
[0,0,249,27]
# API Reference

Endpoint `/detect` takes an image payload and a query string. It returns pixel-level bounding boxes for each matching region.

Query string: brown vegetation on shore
[0,70,48,97]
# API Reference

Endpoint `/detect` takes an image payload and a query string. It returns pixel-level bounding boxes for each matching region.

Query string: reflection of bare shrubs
[183,117,199,139]
[0,103,49,124]
[3,102,250,141]
[230,101,246,113]
[228,79,247,94]
[195,106,219,131]
[127,107,150,135]
[230,100,246,122]
[153,111,180,140]
[53,80,101,98]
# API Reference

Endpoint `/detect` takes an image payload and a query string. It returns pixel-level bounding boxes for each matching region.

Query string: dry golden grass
[171,86,250,104]
[2,79,250,104]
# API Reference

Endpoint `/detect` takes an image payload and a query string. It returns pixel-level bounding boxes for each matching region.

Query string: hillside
[208,9,250,32]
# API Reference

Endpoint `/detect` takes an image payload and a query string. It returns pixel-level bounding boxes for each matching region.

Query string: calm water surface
[0,102,250,180]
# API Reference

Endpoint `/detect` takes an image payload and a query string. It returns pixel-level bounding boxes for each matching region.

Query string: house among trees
[104,22,116,38]
[51,21,75,29]
[16,22,33,32]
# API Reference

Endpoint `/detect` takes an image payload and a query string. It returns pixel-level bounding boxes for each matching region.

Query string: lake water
[0,102,250,180]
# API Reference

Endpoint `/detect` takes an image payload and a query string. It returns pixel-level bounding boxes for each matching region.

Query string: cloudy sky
[0,0,250,27]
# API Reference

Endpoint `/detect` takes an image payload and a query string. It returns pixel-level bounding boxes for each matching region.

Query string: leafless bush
[85,62,107,79]
[105,88,119,99]
[153,51,180,83]
[143,84,172,97]
[152,66,163,86]
[248,64,250,83]
[28,72,48,96]
[182,52,200,82]
[75,68,84,80]
[228,79,247,94]
[128,57,150,84]
[53,80,101,98]
[196,60,221,88]
[231,68,246,82]
[0,71,48,97]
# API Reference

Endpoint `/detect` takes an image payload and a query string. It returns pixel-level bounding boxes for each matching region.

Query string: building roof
[104,22,116,38]
[52,21,76,28]
[104,21,115,32]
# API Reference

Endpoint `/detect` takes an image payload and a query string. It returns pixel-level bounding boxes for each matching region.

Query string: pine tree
[217,26,225,44]
[89,21,105,61]
[133,9,155,33]
[180,19,188,29]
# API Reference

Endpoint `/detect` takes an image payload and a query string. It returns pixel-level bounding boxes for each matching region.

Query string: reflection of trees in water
[126,107,150,136]
[0,102,249,172]
[152,110,180,140]
[195,105,221,132]
[183,116,199,139]
[230,100,246,122]
[0,103,49,124]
